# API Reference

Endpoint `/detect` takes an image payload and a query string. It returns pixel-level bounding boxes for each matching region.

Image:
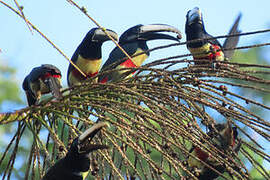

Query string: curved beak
[139,32,180,41]
[44,76,62,100]
[92,28,119,42]
[139,24,182,39]
[187,7,202,26]
[78,122,109,153]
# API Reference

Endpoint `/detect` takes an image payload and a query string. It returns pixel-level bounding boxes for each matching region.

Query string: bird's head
[69,122,109,156]
[119,24,181,45]
[209,121,238,150]
[66,122,109,172]
[185,7,208,43]
[84,28,119,44]
[185,7,205,32]
[40,64,62,82]
[78,28,118,59]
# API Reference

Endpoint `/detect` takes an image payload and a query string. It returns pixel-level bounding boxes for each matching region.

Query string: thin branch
[0,1,87,78]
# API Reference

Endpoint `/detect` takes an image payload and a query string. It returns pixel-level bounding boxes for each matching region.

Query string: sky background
[1,0,270,108]
[0,0,270,110]
[0,0,270,174]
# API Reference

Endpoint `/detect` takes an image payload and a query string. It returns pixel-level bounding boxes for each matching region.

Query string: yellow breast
[188,43,212,58]
[69,55,101,86]
[76,55,102,74]
[132,49,149,67]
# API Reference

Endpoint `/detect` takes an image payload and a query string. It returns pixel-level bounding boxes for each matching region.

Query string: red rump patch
[195,44,223,61]
[42,73,61,80]
[99,77,108,84]
[72,69,98,80]
[99,59,137,84]
[120,59,137,75]
[194,147,209,162]
[120,59,137,68]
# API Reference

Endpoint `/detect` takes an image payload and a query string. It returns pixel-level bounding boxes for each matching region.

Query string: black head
[68,122,109,156]
[78,28,119,59]
[66,122,109,172]
[185,7,205,33]
[119,24,181,45]
[186,7,204,26]
[185,7,209,46]
[27,64,62,83]
[84,28,118,43]
[40,64,61,75]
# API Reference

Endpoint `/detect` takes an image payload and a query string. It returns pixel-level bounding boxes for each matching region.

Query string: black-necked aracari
[185,7,241,69]
[22,64,62,106]
[42,122,109,180]
[98,24,182,83]
[188,122,241,180]
[67,28,118,86]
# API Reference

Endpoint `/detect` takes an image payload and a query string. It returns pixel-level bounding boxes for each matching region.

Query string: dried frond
[0,58,269,179]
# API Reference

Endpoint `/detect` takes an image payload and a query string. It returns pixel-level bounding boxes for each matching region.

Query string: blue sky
[1,0,270,106]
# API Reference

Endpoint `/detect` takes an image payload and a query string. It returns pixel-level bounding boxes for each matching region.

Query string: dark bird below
[188,121,241,180]
[42,122,109,180]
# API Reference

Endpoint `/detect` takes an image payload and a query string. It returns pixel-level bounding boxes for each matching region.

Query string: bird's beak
[77,122,109,153]
[44,76,62,100]
[140,24,182,38]
[92,28,119,42]
[187,7,203,26]
[139,32,180,42]
[139,24,182,40]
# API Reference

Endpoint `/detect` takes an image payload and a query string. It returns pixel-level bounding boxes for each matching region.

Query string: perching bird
[22,64,62,106]
[67,28,118,87]
[42,122,109,180]
[185,7,241,69]
[98,24,182,83]
[188,122,241,180]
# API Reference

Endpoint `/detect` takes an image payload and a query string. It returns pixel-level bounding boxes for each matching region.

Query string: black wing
[67,47,80,86]
[205,32,223,48]
[22,76,37,106]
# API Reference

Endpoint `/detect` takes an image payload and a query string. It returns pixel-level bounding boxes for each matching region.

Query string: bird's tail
[223,13,242,60]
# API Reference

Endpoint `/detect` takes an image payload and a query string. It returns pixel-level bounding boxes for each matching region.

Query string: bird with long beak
[185,7,241,69]
[67,28,118,87]
[42,122,109,180]
[188,122,241,180]
[98,24,182,83]
[22,64,62,106]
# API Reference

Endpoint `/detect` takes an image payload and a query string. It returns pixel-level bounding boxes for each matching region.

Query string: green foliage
[232,47,270,102]
[0,60,25,179]
[230,46,270,179]
[0,60,22,107]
